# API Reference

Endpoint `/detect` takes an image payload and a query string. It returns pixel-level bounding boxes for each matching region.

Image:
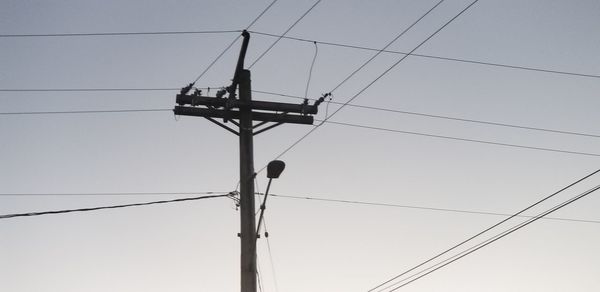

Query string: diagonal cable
[247,31,600,80]
[248,0,323,69]
[0,194,229,219]
[385,183,600,291]
[261,0,482,173]
[191,0,280,83]
[328,0,445,93]
[367,167,600,292]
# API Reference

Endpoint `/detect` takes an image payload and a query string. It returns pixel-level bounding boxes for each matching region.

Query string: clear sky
[1,0,599,291]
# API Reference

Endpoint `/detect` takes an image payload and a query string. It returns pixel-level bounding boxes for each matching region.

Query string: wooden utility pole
[238,68,256,292]
[174,30,323,292]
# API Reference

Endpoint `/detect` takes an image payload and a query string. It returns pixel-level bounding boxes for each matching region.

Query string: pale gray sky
[1,1,600,291]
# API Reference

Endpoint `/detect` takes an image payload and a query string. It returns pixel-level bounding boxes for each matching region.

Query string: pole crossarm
[174,106,314,125]
[176,94,319,115]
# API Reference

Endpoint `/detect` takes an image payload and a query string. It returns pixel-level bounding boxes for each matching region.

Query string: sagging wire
[304,41,319,100]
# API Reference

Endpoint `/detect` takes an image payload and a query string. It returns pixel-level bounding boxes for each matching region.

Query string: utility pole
[174,30,324,292]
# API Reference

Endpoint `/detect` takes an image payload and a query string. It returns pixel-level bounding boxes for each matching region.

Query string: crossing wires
[248,0,323,69]
[382,183,600,291]
[368,168,600,291]
[191,0,280,83]
[264,0,482,169]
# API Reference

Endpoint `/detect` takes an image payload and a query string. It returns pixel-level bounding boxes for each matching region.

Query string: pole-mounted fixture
[174,30,323,135]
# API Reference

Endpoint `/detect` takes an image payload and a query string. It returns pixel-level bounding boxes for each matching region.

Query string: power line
[263,219,280,292]
[248,0,322,69]
[5,190,595,224]
[329,0,446,93]
[253,90,600,139]
[246,0,279,30]
[264,193,600,224]
[385,183,600,291]
[3,108,598,158]
[3,88,598,139]
[0,194,230,219]
[248,31,600,80]
[2,28,597,80]
[0,30,241,38]
[0,191,229,196]
[0,109,170,115]
[368,168,600,292]
[262,0,482,172]
[191,0,279,83]
[304,41,319,100]
[320,120,600,158]
[0,88,179,92]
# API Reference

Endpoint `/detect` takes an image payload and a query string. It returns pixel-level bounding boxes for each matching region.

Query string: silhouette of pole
[238,69,257,292]
[173,30,322,292]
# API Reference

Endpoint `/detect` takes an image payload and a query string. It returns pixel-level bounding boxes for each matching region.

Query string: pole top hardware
[173,30,324,134]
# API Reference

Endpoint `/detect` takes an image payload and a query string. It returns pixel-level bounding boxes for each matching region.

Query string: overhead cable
[384,183,600,291]
[264,193,600,224]
[320,120,600,157]
[248,31,600,80]
[0,191,229,196]
[0,194,231,219]
[368,168,600,292]
[328,0,446,93]
[263,219,280,292]
[191,0,280,83]
[253,90,600,139]
[248,0,322,69]
[2,190,597,223]
[2,108,598,158]
[261,0,482,172]
[0,30,241,38]
[304,41,319,99]
[0,109,170,115]
[3,88,598,139]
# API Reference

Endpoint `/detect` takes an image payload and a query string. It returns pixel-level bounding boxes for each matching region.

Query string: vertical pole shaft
[239,69,257,292]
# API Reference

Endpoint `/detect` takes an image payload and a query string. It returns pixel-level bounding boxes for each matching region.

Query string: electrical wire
[384,183,600,291]
[367,168,600,292]
[248,0,322,69]
[0,109,170,115]
[263,219,280,292]
[248,31,600,80]
[257,258,265,292]
[2,27,597,80]
[319,120,600,158]
[246,0,279,30]
[0,191,230,196]
[0,194,229,219]
[191,0,280,83]
[4,87,598,139]
[252,90,600,139]
[264,193,600,224]
[0,30,241,38]
[2,107,598,158]
[261,0,482,173]
[3,190,597,224]
[0,88,180,92]
[304,42,319,100]
[329,0,446,93]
